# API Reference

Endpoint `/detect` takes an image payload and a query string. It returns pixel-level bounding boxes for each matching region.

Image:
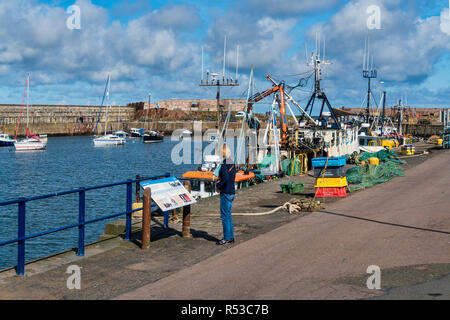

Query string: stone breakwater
[0,104,135,136]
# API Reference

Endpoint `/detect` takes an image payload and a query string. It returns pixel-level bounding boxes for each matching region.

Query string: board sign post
[142,188,151,250]
[141,177,196,237]
[182,181,193,239]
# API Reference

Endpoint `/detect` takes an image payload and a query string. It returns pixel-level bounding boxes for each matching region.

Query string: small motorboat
[142,130,164,143]
[0,134,16,147]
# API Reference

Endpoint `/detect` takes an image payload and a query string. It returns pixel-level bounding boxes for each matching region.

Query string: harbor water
[0,136,202,271]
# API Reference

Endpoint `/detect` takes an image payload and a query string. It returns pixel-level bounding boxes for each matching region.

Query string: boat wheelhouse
[182,170,255,200]
[130,128,143,137]
[0,134,15,147]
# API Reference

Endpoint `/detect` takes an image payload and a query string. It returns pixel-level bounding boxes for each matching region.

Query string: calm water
[0,136,201,270]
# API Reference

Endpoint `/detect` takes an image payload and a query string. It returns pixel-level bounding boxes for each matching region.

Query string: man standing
[215,144,236,245]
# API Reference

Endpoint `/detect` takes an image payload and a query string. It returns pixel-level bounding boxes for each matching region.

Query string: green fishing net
[281,158,303,176]
[259,154,277,168]
[348,149,406,165]
[346,152,406,192]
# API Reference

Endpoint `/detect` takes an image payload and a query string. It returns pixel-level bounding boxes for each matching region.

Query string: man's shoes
[217,238,235,245]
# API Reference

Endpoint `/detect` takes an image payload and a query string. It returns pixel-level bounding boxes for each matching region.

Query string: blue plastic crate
[311,156,346,168]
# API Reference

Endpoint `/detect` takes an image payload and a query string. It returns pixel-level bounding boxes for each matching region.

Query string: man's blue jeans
[220,193,235,241]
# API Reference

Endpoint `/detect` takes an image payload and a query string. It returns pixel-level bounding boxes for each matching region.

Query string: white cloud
[246,0,339,15]
[301,0,450,106]
[0,0,204,104]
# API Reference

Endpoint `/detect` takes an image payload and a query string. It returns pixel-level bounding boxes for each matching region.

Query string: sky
[0,0,450,113]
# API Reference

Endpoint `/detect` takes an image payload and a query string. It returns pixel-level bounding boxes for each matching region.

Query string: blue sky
[0,0,449,113]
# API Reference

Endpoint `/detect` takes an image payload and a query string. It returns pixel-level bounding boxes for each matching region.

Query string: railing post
[182,181,192,238]
[78,188,86,257]
[141,188,151,249]
[135,175,142,203]
[125,180,132,241]
[17,199,26,276]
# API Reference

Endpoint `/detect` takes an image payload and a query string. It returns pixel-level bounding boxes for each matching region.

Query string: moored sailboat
[14,73,47,151]
[93,75,126,147]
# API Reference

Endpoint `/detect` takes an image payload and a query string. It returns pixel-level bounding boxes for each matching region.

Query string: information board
[141,177,196,212]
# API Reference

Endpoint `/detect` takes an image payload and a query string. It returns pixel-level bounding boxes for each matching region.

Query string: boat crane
[247,74,316,146]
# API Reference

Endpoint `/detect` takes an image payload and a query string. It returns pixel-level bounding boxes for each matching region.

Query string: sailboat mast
[105,75,110,136]
[26,73,30,130]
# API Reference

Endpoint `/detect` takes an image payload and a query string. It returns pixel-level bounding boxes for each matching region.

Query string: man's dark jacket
[216,160,236,195]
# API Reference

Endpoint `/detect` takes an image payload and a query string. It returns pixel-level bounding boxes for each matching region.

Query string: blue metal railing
[0,173,171,276]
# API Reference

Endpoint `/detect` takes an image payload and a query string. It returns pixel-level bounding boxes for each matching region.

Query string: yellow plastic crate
[315,177,348,188]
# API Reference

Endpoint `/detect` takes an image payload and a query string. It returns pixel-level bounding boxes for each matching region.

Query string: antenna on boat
[222,35,227,81]
[362,37,378,123]
[199,36,240,145]
[299,32,340,128]
[201,46,204,84]
[235,45,239,81]
[305,43,308,64]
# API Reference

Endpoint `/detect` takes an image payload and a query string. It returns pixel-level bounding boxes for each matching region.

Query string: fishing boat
[130,128,143,137]
[14,74,47,151]
[142,130,163,143]
[93,75,126,147]
[182,155,255,200]
[0,134,15,147]
[355,39,402,153]
[141,97,164,143]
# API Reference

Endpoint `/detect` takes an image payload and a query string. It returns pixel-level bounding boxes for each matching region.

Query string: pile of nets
[345,149,406,192]
[281,158,303,176]
[249,174,266,185]
[350,149,406,165]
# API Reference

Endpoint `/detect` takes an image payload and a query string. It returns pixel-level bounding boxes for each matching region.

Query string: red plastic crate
[315,187,347,198]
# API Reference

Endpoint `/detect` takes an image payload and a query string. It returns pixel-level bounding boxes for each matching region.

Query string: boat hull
[143,135,163,143]
[93,139,125,146]
[14,141,46,151]
[130,133,142,138]
[0,140,14,147]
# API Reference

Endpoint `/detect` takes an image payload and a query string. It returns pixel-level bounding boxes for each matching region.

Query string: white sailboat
[93,75,126,147]
[14,74,47,152]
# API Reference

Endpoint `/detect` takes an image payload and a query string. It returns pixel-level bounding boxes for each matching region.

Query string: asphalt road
[116,150,450,300]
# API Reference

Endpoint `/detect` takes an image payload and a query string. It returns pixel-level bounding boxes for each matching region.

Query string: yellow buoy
[369,157,380,166]
[382,140,394,149]
[437,139,443,146]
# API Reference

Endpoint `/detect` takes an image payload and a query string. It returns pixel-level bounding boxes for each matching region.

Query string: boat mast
[105,75,110,136]
[26,73,30,131]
